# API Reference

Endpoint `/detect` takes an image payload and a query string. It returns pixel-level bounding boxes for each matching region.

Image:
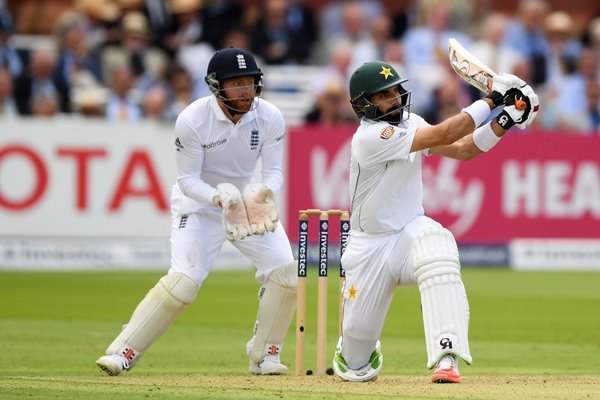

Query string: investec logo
[319,221,328,277]
[297,222,308,277]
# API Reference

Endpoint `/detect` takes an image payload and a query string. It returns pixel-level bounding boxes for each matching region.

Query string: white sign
[0,118,252,270]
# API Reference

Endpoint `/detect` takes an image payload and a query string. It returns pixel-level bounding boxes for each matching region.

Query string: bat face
[448,38,496,94]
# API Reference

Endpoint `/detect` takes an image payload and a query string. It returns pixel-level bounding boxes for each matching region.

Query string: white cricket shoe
[247,338,288,375]
[432,354,461,383]
[249,354,289,375]
[332,337,383,382]
[96,354,130,376]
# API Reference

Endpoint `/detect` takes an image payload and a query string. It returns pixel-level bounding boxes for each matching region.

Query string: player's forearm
[430,135,481,160]
[438,98,495,146]
[177,175,219,205]
[431,118,507,160]
[260,144,284,194]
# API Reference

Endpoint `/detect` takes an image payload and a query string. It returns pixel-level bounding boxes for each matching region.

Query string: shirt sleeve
[259,110,285,194]
[354,124,414,167]
[174,114,218,204]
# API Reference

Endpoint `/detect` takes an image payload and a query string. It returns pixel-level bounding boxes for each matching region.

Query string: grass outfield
[0,268,599,399]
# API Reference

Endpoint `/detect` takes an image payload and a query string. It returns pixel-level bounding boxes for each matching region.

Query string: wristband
[461,100,491,128]
[473,122,501,152]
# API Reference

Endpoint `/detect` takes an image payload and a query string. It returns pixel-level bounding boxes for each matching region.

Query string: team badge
[250,129,259,150]
[237,54,247,69]
[379,126,395,140]
[379,66,394,79]
[348,284,358,299]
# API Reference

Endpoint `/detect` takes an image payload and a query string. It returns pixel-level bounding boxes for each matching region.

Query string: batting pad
[106,272,198,365]
[249,262,297,364]
[411,227,472,368]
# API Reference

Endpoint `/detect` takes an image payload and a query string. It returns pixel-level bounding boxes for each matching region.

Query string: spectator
[142,84,169,120]
[125,0,175,53]
[401,0,472,113]
[31,90,60,117]
[165,64,193,120]
[0,9,23,78]
[14,48,66,115]
[0,66,17,117]
[249,0,316,65]
[312,1,369,65]
[349,14,393,70]
[501,0,551,87]
[320,0,383,38]
[553,48,600,132]
[311,40,354,94]
[586,17,600,66]
[470,12,524,77]
[544,11,582,91]
[101,11,169,90]
[76,0,122,51]
[304,78,356,125]
[72,86,108,118]
[167,0,212,96]
[402,0,472,67]
[586,79,600,131]
[53,11,104,113]
[164,0,203,56]
[422,75,471,124]
[221,27,253,51]
[105,65,142,122]
[199,0,245,50]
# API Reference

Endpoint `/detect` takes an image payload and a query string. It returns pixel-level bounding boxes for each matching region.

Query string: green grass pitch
[0,268,599,399]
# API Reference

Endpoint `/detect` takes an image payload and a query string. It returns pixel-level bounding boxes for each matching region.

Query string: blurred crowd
[0,0,599,133]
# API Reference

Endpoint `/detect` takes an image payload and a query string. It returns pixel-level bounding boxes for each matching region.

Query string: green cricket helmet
[349,61,411,125]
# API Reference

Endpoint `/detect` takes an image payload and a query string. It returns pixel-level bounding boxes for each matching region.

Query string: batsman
[96,48,297,376]
[332,60,539,382]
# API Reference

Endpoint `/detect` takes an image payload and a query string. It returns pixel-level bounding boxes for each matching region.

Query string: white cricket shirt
[172,95,285,214]
[348,114,430,233]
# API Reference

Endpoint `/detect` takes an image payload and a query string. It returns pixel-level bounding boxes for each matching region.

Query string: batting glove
[242,183,279,236]
[495,85,539,130]
[513,84,539,129]
[486,73,526,108]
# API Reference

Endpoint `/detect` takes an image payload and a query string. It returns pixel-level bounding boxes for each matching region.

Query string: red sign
[286,126,600,243]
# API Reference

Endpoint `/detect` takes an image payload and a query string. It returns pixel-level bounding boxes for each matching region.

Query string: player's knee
[268,261,297,289]
[411,227,461,281]
[343,322,377,343]
[159,272,199,304]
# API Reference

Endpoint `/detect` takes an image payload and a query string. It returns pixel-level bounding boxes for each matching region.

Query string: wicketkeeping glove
[215,183,251,241]
[242,183,279,236]
[486,73,526,108]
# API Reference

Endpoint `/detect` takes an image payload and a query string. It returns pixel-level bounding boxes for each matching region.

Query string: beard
[229,97,254,112]
[378,105,404,126]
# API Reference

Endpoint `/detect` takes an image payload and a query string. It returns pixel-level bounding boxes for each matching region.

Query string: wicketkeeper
[332,61,539,382]
[96,48,297,376]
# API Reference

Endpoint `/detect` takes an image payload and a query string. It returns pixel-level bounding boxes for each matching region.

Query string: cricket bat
[448,38,496,94]
[448,38,527,111]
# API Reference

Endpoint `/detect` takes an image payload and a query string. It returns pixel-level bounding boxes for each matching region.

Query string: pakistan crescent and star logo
[348,284,358,299]
[379,66,394,79]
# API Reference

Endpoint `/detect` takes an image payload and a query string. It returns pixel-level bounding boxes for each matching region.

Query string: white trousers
[170,207,295,287]
[339,215,444,369]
